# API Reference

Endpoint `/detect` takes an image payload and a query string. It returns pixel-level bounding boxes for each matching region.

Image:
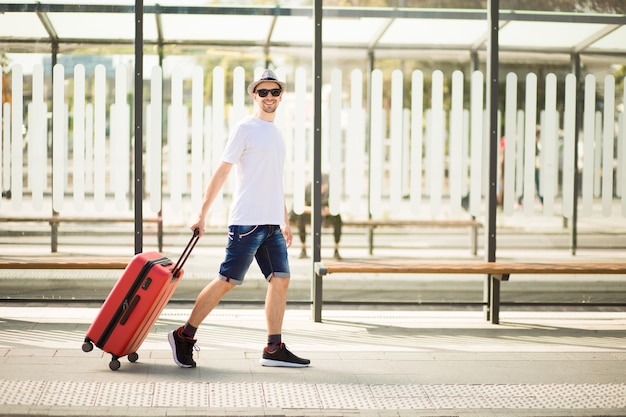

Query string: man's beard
[261,103,277,113]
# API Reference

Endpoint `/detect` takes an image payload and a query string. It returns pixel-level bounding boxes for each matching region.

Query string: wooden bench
[313,260,626,324]
[0,215,163,253]
[342,219,482,255]
[0,256,131,269]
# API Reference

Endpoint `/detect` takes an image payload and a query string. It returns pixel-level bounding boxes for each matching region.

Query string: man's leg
[329,214,342,260]
[265,276,289,336]
[297,214,308,258]
[257,227,309,368]
[189,278,236,327]
[260,276,309,367]
[169,278,235,368]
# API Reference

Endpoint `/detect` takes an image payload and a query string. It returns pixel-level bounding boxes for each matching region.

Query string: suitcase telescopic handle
[172,228,200,278]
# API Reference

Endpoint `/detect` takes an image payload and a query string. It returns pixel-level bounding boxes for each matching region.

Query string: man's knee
[214,277,237,292]
[269,276,290,290]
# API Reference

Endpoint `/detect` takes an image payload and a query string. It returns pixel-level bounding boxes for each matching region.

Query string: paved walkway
[1,201,626,416]
[1,305,625,416]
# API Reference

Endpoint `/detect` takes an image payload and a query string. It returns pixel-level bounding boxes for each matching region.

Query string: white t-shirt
[221,115,286,226]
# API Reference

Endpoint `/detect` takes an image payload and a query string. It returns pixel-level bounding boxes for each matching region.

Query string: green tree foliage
[1,53,10,104]
[324,0,626,12]
[503,0,625,12]
[1,52,10,70]
[614,65,626,91]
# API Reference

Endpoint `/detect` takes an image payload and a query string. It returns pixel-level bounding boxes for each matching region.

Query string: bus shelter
[1,1,625,269]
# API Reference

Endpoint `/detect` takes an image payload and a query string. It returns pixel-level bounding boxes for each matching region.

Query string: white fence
[1,64,625,226]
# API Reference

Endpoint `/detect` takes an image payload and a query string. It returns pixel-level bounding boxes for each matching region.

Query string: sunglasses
[255,88,282,97]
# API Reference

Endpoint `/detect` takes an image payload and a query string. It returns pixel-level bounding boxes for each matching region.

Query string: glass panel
[273,16,313,44]
[48,12,142,40]
[161,14,273,42]
[500,21,606,48]
[1,4,626,56]
[0,13,49,38]
[589,26,626,51]
[380,18,486,46]
[322,18,390,47]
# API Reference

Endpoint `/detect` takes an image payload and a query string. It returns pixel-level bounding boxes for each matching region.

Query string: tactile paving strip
[209,382,265,408]
[95,382,154,407]
[38,381,100,407]
[0,381,45,405]
[317,384,379,409]
[264,383,322,409]
[1,381,625,410]
[153,382,209,407]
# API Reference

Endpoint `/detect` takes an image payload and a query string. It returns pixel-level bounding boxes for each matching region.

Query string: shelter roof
[1,1,625,60]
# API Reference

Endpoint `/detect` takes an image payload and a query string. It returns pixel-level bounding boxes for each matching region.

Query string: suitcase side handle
[172,228,200,278]
[119,295,141,325]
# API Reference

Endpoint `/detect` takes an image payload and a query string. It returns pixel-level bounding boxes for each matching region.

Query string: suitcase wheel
[109,357,121,371]
[128,352,139,363]
[82,340,93,353]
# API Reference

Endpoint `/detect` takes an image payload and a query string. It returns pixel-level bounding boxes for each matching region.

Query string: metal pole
[134,0,144,254]
[485,0,500,322]
[570,53,581,255]
[366,50,375,254]
[311,0,323,320]
[470,50,479,72]
[50,41,59,253]
[486,0,499,263]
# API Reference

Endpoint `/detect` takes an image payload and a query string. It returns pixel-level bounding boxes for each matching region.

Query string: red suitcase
[82,229,199,370]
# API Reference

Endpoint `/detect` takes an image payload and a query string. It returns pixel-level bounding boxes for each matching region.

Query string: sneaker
[333,249,342,260]
[260,343,310,368]
[299,248,308,259]
[168,327,198,368]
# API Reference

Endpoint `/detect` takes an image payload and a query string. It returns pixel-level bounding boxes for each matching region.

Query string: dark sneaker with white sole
[260,343,310,367]
[168,327,198,368]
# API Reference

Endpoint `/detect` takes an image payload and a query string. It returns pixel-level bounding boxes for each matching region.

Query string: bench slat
[0,217,160,223]
[343,220,481,227]
[340,219,481,256]
[0,216,164,252]
[0,257,130,269]
[319,260,626,275]
[313,259,626,325]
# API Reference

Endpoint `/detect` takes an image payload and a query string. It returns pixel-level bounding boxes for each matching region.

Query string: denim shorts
[218,225,290,285]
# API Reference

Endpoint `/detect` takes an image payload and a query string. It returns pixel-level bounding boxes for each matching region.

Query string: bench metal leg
[470,224,478,256]
[483,275,491,322]
[489,275,501,324]
[367,226,374,255]
[157,210,163,252]
[483,274,501,324]
[313,270,323,322]
[50,212,59,253]
[485,273,508,324]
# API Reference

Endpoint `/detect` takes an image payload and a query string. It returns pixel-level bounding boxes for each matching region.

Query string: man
[291,174,342,260]
[168,69,310,369]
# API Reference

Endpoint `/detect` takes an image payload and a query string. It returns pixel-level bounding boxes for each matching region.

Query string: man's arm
[282,203,293,248]
[190,161,233,237]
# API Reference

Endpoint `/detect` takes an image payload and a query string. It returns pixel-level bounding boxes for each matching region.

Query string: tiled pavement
[1,201,626,416]
[1,306,625,417]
